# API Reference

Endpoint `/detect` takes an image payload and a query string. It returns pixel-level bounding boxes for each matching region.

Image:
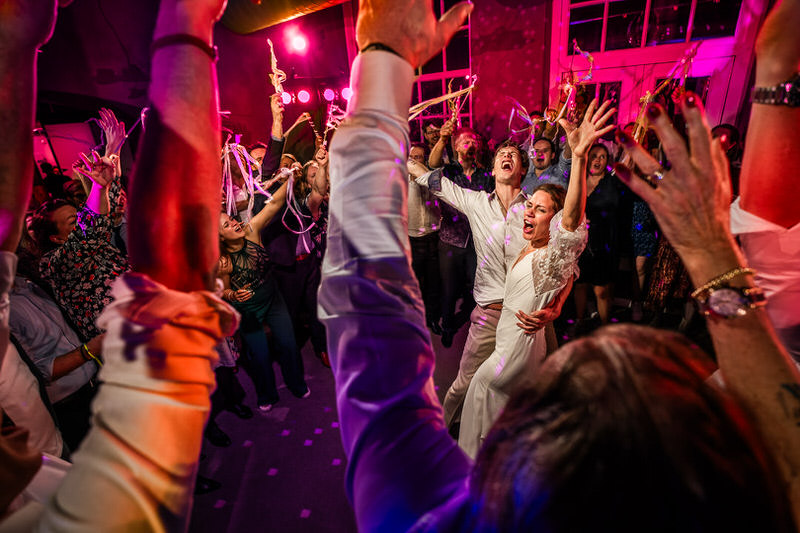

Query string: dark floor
[188,295,709,532]
[188,320,469,533]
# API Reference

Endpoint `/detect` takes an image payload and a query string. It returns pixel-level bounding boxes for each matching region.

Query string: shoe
[441,330,454,348]
[258,403,274,412]
[226,403,253,419]
[204,421,231,447]
[194,474,222,495]
[301,387,311,399]
[427,319,442,336]
[316,351,331,368]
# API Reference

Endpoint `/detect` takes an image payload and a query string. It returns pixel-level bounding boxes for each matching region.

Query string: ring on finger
[648,166,666,181]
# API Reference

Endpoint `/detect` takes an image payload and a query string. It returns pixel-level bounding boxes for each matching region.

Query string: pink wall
[470,0,551,144]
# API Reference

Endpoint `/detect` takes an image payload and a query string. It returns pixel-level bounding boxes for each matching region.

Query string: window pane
[421,51,443,75]
[420,80,445,116]
[446,29,470,71]
[598,82,622,125]
[605,0,646,50]
[691,0,742,40]
[569,4,604,54]
[647,0,691,45]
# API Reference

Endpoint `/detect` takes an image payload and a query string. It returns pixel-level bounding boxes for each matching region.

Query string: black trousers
[438,240,476,334]
[410,232,442,325]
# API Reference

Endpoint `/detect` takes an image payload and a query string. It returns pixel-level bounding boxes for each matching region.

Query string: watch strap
[752,72,800,107]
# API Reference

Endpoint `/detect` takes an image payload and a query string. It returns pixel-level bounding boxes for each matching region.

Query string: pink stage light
[323,88,336,102]
[281,92,293,105]
[297,90,311,104]
[341,87,353,100]
[291,35,308,53]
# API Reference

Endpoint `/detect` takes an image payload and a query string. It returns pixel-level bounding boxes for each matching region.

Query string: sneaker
[258,403,274,412]
[301,388,311,399]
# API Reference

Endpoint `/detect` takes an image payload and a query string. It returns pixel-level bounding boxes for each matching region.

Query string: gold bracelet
[690,267,756,300]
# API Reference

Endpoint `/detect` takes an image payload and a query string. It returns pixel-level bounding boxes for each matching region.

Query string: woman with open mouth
[458,99,615,458]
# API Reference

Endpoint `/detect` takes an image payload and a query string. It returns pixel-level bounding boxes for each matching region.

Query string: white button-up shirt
[415,171,528,306]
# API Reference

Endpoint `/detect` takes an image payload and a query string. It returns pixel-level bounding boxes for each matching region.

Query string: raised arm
[248,177,290,236]
[31,0,239,531]
[0,1,57,253]
[73,151,115,215]
[615,94,800,522]
[308,146,329,213]
[739,0,800,228]
[559,99,615,231]
[409,158,479,214]
[428,118,454,169]
[126,0,224,292]
[319,1,474,531]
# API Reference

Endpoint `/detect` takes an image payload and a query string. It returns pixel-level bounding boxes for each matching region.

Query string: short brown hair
[492,139,530,176]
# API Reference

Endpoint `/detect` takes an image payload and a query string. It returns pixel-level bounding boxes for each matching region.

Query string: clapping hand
[613,94,736,269]
[98,108,126,158]
[560,98,616,159]
[73,151,117,188]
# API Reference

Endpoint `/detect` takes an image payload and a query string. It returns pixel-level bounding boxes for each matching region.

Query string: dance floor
[188,317,469,532]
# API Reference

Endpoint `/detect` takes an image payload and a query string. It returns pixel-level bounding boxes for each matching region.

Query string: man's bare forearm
[127,11,221,291]
[740,0,800,228]
[0,50,37,252]
[428,140,446,168]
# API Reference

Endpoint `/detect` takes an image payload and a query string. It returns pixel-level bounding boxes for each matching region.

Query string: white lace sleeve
[532,210,588,294]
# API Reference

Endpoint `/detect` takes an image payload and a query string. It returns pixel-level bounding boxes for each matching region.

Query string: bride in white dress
[459,99,615,458]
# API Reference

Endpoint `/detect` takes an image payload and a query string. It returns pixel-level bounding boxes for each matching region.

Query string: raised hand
[73,151,117,189]
[613,94,737,278]
[98,108,126,157]
[314,146,329,167]
[560,98,616,159]
[439,118,456,141]
[356,0,473,68]
[270,93,284,118]
[407,158,428,179]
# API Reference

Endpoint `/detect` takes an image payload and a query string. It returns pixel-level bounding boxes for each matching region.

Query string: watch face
[708,288,746,317]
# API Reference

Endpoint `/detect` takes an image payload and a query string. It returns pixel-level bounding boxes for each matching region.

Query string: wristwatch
[752,72,800,106]
[694,284,766,318]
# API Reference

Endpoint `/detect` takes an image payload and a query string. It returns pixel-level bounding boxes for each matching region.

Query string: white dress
[458,211,587,458]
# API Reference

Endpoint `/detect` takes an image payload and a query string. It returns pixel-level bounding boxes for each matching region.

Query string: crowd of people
[0,0,798,530]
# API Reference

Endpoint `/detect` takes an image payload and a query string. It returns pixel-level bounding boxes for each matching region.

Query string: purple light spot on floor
[331,421,339,428]
[611,317,619,323]
[214,500,226,509]
[268,468,278,476]
[332,458,342,466]
[562,335,569,340]
[314,428,323,435]
[243,440,253,447]
[300,509,311,518]
[304,439,313,446]
[323,406,332,413]
[567,319,574,324]
[281,429,291,437]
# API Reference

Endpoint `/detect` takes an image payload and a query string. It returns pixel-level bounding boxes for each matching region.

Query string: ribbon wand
[267,38,287,95]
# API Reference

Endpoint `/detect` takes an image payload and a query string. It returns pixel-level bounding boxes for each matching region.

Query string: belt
[485,302,503,311]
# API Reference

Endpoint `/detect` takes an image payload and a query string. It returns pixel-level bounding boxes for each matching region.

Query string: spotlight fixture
[281,92,293,105]
[291,35,308,53]
[341,87,353,101]
[323,88,336,102]
[297,89,311,104]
